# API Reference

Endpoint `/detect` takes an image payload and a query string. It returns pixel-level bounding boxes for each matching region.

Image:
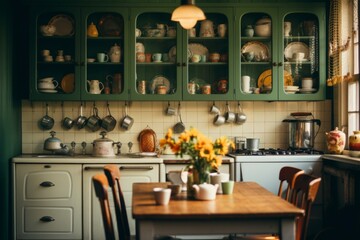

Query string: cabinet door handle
[120,166,154,171]
[84,166,104,171]
[40,181,55,187]
[182,62,187,67]
[40,216,55,222]
[84,166,154,171]
[278,62,283,67]
[272,62,277,67]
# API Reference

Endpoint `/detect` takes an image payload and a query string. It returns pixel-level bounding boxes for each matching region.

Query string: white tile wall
[21,99,332,154]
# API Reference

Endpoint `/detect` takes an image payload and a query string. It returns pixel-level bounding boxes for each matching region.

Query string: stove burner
[232,148,323,156]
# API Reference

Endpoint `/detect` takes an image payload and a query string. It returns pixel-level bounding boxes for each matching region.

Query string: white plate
[284,42,310,60]
[150,75,170,93]
[285,85,300,90]
[48,14,74,36]
[285,89,299,94]
[299,88,317,93]
[241,41,270,61]
[188,43,209,59]
[168,46,193,62]
[39,89,58,93]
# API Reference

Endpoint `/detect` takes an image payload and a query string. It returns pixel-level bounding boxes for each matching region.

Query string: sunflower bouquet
[160,127,234,183]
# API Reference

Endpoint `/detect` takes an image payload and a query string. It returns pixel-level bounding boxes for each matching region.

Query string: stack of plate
[284,85,299,94]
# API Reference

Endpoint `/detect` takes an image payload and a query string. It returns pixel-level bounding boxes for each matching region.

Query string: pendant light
[171,0,206,29]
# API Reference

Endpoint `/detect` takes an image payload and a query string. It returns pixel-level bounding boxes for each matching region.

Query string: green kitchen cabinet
[29,7,130,101]
[81,8,130,101]
[129,8,182,101]
[29,7,82,101]
[234,3,326,101]
[129,7,234,101]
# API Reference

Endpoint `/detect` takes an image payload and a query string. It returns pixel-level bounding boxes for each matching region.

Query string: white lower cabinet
[82,163,161,239]
[14,164,82,239]
[13,160,163,240]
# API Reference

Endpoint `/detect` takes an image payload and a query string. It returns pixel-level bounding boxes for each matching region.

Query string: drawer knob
[40,181,55,187]
[40,216,55,222]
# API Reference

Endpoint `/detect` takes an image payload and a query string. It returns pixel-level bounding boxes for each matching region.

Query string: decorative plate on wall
[284,42,309,60]
[98,14,123,37]
[48,14,74,36]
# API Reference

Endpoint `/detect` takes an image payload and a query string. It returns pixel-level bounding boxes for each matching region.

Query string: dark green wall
[0,1,22,240]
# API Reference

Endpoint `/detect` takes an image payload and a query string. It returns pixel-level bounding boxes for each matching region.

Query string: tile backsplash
[21,100,332,154]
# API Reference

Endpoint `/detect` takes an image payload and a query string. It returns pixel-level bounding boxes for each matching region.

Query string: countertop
[12,154,234,164]
[322,151,360,166]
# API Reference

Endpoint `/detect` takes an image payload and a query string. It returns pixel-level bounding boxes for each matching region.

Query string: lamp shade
[171,0,206,29]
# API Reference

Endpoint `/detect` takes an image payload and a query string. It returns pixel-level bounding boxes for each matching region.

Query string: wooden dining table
[132,182,304,240]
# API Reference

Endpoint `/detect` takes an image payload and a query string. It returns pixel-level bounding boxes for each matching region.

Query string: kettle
[44,131,69,154]
[192,183,218,200]
[326,127,346,154]
[109,43,121,63]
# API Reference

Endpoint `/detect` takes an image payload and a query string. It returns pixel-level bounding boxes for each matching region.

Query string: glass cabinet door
[82,9,128,101]
[130,9,182,101]
[279,11,325,100]
[30,8,81,101]
[182,9,234,101]
[235,9,278,101]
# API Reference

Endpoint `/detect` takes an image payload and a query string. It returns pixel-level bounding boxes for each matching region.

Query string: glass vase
[187,168,209,199]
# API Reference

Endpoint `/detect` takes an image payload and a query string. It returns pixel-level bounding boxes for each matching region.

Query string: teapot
[87,80,104,94]
[200,20,215,37]
[192,183,218,200]
[326,127,346,154]
[108,43,121,63]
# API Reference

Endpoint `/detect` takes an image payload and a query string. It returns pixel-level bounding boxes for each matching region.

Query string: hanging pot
[282,112,321,149]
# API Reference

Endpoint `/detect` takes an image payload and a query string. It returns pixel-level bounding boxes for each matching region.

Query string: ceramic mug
[241,76,251,93]
[191,54,201,63]
[97,53,109,62]
[152,53,162,62]
[136,52,146,62]
[217,79,228,93]
[209,53,220,62]
[201,84,211,94]
[188,82,199,94]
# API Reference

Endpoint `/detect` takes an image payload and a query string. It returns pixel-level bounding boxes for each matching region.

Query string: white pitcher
[87,80,104,94]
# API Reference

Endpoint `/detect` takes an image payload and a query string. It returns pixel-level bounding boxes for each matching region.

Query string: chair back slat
[104,165,131,240]
[92,173,116,240]
[291,174,321,240]
[278,166,305,201]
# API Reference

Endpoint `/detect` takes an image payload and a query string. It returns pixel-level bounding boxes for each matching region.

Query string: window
[347,0,360,136]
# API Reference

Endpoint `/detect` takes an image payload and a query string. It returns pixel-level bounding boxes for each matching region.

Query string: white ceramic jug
[87,80,104,94]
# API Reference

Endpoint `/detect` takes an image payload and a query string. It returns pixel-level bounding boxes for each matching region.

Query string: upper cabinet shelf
[28,2,326,102]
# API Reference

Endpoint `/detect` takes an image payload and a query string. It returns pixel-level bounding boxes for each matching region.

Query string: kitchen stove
[231,148,324,156]
[227,147,323,238]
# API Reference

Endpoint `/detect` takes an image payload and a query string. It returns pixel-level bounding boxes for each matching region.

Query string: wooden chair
[92,173,116,240]
[101,164,180,240]
[291,174,322,240]
[103,164,131,240]
[232,167,317,240]
[278,166,305,201]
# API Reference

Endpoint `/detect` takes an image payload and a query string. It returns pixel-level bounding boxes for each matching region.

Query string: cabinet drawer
[25,171,71,199]
[24,207,73,233]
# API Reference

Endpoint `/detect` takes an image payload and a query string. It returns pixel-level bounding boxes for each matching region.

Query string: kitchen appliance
[92,131,116,157]
[283,112,321,149]
[228,147,323,238]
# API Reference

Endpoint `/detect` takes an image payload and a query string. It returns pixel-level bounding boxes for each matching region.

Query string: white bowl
[349,150,360,158]
[254,23,271,37]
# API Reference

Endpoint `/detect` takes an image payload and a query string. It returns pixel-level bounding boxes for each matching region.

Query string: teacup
[152,53,162,62]
[190,54,201,63]
[153,188,171,205]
